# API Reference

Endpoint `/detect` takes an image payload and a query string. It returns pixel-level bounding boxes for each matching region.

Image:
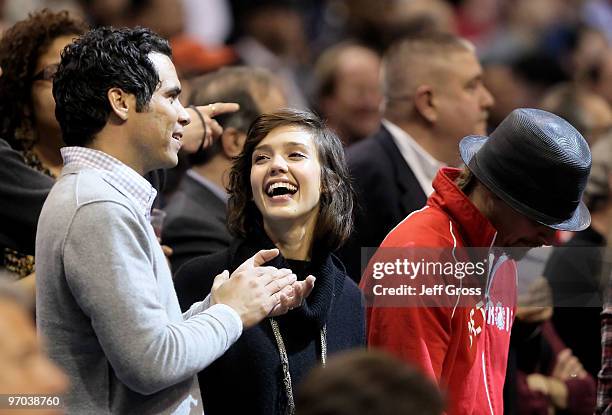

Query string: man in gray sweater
[36,27,313,414]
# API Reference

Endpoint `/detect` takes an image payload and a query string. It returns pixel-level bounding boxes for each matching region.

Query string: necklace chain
[270,318,327,415]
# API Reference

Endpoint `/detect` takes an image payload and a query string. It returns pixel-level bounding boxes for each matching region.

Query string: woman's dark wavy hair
[0,9,87,150]
[227,108,355,252]
[53,26,171,146]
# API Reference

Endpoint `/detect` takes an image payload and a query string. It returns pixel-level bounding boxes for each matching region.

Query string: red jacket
[360,167,517,415]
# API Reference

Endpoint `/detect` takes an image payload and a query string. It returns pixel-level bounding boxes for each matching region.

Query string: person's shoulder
[56,168,127,206]
[330,254,363,299]
[42,170,130,222]
[381,205,456,248]
[163,193,206,232]
[346,129,398,188]
[346,129,388,166]
[163,187,190,215]
[341,275,363,302]
[165,194,224,228]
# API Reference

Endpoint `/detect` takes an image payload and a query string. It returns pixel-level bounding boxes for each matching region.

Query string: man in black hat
[360,108,591,415]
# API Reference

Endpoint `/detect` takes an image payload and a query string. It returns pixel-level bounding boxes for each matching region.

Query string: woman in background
[0,10,87,288]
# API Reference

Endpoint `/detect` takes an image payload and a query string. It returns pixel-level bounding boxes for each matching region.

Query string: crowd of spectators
[0,1,611,414]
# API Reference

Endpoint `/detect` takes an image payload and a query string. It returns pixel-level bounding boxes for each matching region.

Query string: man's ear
[107,87,133,121]
[221,128,247,158]
[413,84,436,123]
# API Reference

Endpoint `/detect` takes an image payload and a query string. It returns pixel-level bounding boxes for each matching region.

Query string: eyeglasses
[32,63,59,82]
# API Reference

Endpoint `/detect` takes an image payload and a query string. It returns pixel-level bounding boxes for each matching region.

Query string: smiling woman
[174,109,365,415]
[228,109,355,255]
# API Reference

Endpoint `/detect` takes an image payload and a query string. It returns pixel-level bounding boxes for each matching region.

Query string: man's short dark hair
[227,108,355,252]
[53,26,172,147]
[296,350,445,415]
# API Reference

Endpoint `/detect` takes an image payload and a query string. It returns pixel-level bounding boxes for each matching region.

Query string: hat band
[469,157,581,224]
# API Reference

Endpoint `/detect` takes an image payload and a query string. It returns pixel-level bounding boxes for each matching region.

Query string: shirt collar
[186,169,228,204]
[61,146,157,218]
[382,119,445,196]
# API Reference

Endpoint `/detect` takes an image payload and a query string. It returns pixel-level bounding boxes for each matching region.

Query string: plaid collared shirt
[60,146,157,219]
[598,269,612,415]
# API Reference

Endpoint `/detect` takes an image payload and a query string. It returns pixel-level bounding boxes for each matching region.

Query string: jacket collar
[428,167,497,247]
[376,126,428,211]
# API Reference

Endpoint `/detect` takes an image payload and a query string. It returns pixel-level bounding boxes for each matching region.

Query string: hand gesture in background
[183,102,240,152]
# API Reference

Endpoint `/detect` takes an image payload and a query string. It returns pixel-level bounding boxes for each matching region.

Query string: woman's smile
[251,125,322,222]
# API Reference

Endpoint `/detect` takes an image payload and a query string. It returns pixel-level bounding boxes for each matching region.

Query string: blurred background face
[433,51,494,163]
[253,84,287,114]
[582,93,612,144]
[250,125,322,226]
[245,6,308,63]
[482,64,530,130]
[30,35,75,140]
[0,299,68,415]
[321,47,382,146]
[130,0,185,39]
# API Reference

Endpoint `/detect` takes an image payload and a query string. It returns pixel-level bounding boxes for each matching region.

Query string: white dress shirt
[382,119,444,196]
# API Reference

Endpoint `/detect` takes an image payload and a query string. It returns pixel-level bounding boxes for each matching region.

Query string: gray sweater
[36,163,242,414]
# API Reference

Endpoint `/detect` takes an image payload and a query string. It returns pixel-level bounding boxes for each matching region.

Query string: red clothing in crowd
[361,167,517,415]
[515,321,596,415]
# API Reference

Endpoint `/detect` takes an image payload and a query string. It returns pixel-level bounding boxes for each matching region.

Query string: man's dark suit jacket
[162,173,231,272]
[340,125,427,283]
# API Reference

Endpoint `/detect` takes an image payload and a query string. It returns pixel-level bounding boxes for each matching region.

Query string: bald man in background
[340,33,494,282]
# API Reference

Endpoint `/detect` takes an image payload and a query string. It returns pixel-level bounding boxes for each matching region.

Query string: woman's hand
[210,249,298,328]
[182,102,240,153]
[269,275,316,317]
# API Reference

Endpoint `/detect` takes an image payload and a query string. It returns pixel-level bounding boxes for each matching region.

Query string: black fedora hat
[459,108,591,231]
